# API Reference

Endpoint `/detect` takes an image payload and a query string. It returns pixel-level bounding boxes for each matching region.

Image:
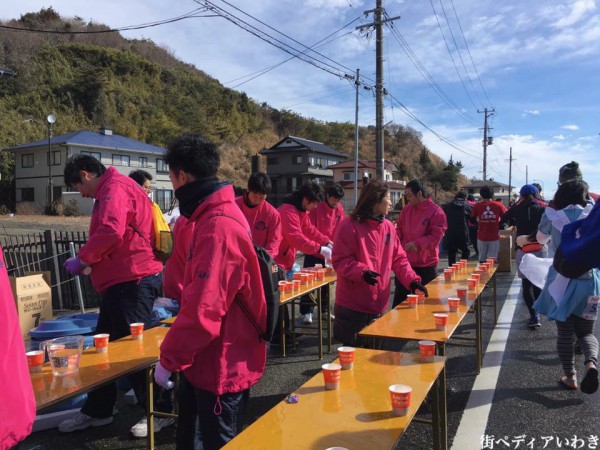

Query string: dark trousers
[333,304,383,348]
[176,376,203,450]
[393,265,438,308]
[522,278,541,317]
[299,254,329,315]
[81,273,171,418]
[446,238,470,266]
[185,374,250,450]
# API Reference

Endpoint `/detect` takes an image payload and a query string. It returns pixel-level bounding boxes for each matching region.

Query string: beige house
[461,180,513,206]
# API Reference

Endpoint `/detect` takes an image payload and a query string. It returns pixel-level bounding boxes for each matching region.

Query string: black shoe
[581,365,599,394]
[527,314,541,329]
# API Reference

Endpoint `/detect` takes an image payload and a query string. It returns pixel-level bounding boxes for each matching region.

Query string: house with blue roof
[4,126,174,211]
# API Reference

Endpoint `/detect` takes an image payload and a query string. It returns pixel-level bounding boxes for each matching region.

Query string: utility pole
[353,68,360,206]
[507,146,514,206]
[357,1,400,181]
[526,165,528,184]
[478,108,494,183]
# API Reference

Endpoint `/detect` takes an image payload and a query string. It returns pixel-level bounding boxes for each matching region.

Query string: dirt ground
[0,214,90,236]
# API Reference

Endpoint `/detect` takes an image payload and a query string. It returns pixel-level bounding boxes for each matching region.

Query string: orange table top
[32,327,168,412]
[222,347,445,450]
[359,263,496,343]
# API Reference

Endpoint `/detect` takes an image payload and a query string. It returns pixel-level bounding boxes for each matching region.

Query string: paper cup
[434,313,449,331]
[471,273,481,283]
[389,384,412,416]
[486,258,495,266]
[457,287,468,302]
[93,333,110,353]
[447,297,460,312]
[337,346,355,370]
[443,269,452,280]
[130,323,144,340]
[322,363,342,390]
[293,280,301,292]
[467,278,477,290]
[26,350,44,373]
[301,273,310,285]
[278,280,288,293]
[417,291,426,304]
[418,340,436,362]
[293,272,302,281]
[314,264,323,269]
[407,294,418,308]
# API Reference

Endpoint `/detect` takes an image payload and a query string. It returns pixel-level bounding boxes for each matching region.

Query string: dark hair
[559,161,582,184]
[455,191,466,200]
[64,154,106,188]
[467,194,476,201]
[532,183,542,194]
[165,133,220,178]
[480,186,493,199]
[350,180,389,222]
[406,179,429,198]
[129,169,153,187]
[325,183,344,199]
[298,181,323,203]
[552,179,589,210]
[247,173,272,194]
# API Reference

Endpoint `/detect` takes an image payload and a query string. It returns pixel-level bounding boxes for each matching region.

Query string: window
[308,156,316,166]
[112,154,130,167]
[47,150,61,166]
[22,154,34,168]
[293,155,303,164]
[157,159,169,173]
[343,172,352,181]
[81,151,102,161]
[267,157,279,166]
[155,189,173,212]
[21,187,34,202]
[139,157,148,168]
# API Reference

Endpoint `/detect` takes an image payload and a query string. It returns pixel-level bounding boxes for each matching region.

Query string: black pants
[176,376,203,450]
[445,238,470,266]
[299,254,329,315]
[81,274,171,418]
[393,265,438,308]
[333,304,383,348]
[522,278,542,317]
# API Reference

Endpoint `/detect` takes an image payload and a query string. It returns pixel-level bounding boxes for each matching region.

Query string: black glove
[410,280,428,297]
[363,270,380,286]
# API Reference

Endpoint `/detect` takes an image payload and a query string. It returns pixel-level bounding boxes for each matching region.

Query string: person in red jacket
[471,186,507,263]
[154,133,267,450]
[333,180,427,346]
[393,179,447,307]
[235,172,282,258]
[0,246,35,450]
[300,183,345,324]
[59,155,171,437]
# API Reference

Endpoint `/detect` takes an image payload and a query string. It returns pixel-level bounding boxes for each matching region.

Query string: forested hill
[0,8,466,196]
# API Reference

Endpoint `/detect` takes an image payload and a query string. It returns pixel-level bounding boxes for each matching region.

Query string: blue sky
[3,0,600,196]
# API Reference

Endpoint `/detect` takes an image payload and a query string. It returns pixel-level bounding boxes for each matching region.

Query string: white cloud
[522,109,540,117]
[562,124,580,130]
[553,0,596,28]
[553,134,566,140]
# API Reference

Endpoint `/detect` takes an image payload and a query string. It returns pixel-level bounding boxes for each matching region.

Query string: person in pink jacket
[332,180,427,347]
[162,215,194,302]
[59,156,171,438]
[393,179,447,307]
[0,246,35,450]
[154,133,267,450]
[235,172,282,258]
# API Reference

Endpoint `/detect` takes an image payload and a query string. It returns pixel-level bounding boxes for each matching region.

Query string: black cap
[559,161,583,184]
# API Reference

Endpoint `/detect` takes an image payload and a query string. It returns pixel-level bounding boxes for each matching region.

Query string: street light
[47,114,56,206]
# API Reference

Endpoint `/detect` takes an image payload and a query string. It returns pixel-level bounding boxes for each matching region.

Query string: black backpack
[214,214,280,342]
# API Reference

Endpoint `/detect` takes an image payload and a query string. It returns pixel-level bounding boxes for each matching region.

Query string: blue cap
[519,184,539,197]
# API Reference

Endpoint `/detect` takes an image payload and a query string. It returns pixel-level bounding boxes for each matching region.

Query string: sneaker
[322,312,335,321]
[59,411,113,433]
[303,313,313,324]
[130,416,176,438]
[527,314,541,329]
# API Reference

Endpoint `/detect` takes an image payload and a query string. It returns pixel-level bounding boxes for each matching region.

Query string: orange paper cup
[26,350,44,373]
[278,280,288,293]
[467,278,477,290]
[486,258,495,266]
[471,273,481,283]
[434,313,449,330]
[389,384,412,416]
[293,280,301,291]
[322,363,342,390]
[94,333,110,353]
[337,346,355,370]
[130,322,144,340]
[293,272,303,281]
[407,294,418,308]
[456,287,468,302]
[447,297,460,312]
[418,340,436,361]
[417,291,426,304]
[443,269,452,280]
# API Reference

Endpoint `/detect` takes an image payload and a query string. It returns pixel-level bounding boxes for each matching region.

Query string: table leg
[327,284,333,354]
[147,366,155,450]
[476,295,483,374]
[432,366,448,450]
[281,304,287,357]
[493,273,497,324]
[317,288,323,359]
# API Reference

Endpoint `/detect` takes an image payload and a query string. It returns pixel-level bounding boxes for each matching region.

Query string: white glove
[154,361,174,390]
[319,246,332,261]
[516,235,530,248]
[326,242,333,251]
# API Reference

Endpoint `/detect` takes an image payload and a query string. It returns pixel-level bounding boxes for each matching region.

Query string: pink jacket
[333,217,420,314]
[160,185,267,395]
[0,248,35,449]
[162,215,194,301]
[275,203,329,271]
[78,167,163,293]
[396,198,447,268]
[235,196,282,257]
[309,201,345,240]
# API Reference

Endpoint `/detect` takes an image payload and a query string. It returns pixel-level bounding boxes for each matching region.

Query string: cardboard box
[497,235,512,272]
[10,272,53,340]
[499,229,516,258]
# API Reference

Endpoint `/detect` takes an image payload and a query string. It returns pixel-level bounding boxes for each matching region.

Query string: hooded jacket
[396,198,447,268]
[159,184,267,395]
[78,166,163,293]
[309,201,345,240]
[162,215,194,301]
[501,197,545,236]
[442,197,472,243]
[333,217,420,314]
[275,192,330,271]
[235,195,282,258]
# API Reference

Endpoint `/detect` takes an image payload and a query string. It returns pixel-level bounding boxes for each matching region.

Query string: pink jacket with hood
[160,185,267,395]
[235,195,282,257]
[309,201,345,240]
[333,217,420,314]
[396,198,447,268]
[78,167,163,293]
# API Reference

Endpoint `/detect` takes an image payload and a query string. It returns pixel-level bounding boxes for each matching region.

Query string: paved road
[19,267,600,450]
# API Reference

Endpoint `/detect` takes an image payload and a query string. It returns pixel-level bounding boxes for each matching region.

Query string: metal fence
[1,230,101,311]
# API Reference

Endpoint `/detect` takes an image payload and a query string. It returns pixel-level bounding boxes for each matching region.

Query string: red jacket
[471,200,507,241]
[0,247,35,449]
[235,196,282,257]
[275,203,329,271]
[78,167,163,293]
[396,198,447,268]
[160,185,267,395]
[309,201,345,240]
[333,217,420,314]
[162,215,194,301]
